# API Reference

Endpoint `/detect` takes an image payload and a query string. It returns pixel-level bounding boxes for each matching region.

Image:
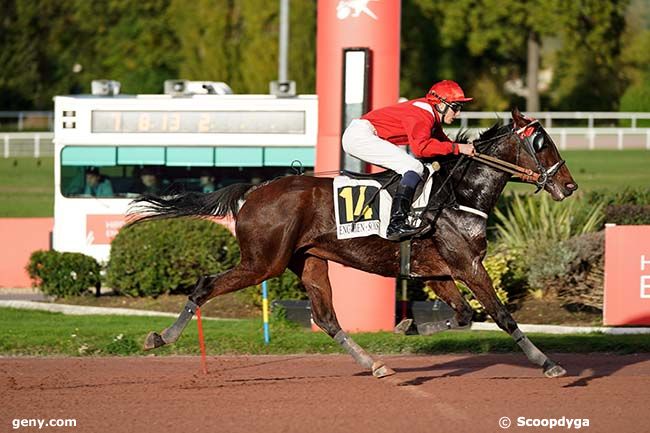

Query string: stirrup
[386,219,426,241]
[386,227,420,241]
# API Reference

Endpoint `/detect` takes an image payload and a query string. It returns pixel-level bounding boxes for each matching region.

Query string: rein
[471,152,540,184]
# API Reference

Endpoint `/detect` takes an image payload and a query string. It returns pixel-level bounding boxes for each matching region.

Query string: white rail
[2,111,650,157]
[2,133,54,158]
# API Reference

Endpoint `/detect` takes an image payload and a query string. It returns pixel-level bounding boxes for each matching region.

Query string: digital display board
[91,110,306,134]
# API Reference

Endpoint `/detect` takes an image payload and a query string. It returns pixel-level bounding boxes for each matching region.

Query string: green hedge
[26,250,101,297]
[106,219,240,297]
[605,204,650,225]
[586,187,650,207]
[620,74,650,127]
[106,218,305,300]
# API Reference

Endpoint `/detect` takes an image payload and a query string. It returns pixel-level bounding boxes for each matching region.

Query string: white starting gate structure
[52,92,317,261]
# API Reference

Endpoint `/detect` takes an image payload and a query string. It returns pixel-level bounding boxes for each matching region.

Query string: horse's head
[511,108,578,200]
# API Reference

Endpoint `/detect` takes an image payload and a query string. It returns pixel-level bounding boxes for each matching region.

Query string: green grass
[2,308,649,356]
[1,151,649,217]
[0,157,53,217]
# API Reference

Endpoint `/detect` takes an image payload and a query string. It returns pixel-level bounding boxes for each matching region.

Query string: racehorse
[131,108,578,378]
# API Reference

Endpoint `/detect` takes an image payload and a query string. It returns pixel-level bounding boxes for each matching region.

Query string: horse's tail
[127,183,252,225]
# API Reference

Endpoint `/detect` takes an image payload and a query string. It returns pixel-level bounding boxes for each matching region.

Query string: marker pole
[262,281,270,344]
[196,307,208,374]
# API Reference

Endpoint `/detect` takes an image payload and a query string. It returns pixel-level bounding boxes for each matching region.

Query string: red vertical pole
[315,0,401,332]
[196,307,208,375]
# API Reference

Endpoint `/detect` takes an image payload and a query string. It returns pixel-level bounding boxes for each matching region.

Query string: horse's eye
[533,133,546,152]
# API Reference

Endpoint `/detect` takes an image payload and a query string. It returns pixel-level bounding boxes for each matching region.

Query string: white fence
[450,111,650,151]
[2,112,650,157]
[3,133,54,158]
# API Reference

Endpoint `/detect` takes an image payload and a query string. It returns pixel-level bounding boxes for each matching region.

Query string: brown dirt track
[1,353,649,433]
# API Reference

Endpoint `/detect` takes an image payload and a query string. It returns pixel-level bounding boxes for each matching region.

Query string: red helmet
[426,80,473,104]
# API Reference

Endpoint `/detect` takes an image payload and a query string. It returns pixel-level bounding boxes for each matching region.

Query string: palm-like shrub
[494,193,604,255]
[493,193,604,295]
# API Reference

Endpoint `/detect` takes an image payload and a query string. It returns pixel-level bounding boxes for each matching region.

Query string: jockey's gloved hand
[458,142,475,156]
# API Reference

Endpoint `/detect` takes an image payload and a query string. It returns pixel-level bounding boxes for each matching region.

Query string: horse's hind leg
[290,255,395,378]
[144,264,282,350]
[413,278,474,336]
[144,213,298,350]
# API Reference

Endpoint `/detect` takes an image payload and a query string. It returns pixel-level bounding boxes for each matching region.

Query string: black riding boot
[386,183,420,241]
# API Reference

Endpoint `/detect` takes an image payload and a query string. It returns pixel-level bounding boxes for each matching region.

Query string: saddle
[340,167,431,200]
[333,164,437,240]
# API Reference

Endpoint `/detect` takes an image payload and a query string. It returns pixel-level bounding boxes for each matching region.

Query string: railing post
[3,134,9,158]
[35,133,41,158]
[588,129,595,150]
[617,129,623,150]
[545,113,551,128]
[632,116,637,129]
[646,130,650,150]
[18,112,24,131]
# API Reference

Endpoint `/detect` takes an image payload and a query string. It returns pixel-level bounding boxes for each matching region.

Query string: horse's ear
[511,106,527,128]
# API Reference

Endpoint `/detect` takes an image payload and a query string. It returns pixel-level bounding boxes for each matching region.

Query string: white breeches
[341,119,424,176]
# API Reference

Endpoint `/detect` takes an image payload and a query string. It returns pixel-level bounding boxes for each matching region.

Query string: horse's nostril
[566,183,578,191]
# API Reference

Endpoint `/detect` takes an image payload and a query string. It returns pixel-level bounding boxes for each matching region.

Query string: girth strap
[399,240,412,278]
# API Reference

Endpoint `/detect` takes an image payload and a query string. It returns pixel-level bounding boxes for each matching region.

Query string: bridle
[471,119,565,192]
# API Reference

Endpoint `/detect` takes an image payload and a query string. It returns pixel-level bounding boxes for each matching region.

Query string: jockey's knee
[399,161,424,178]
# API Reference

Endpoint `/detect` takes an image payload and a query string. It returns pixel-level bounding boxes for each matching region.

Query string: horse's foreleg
[291,256,395,378]
[461,266,566,378]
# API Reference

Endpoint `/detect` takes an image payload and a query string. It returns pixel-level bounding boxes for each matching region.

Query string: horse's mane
[473,122,511,152]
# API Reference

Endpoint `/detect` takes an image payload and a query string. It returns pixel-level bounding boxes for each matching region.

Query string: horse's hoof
[394,318,414,335]
[372,361,396,378]
[543,363,567,378]
[143,331,166,350]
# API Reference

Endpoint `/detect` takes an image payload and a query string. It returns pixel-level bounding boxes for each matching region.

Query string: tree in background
[405,0,550,111]
[549,0,628,110]
[0,1,78,109]
[402,0,631,112]
[619,0,650,120]
[0,0,642,111]
[90,0,179,94]
[0,0,315,109]
[168,0,236,89]
[170,0,315,94]
[0,1,39,109]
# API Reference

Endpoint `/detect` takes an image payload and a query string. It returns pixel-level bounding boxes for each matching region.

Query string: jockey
[342,80,476,241]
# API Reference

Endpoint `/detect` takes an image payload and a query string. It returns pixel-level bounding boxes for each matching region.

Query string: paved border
[0,300,230,320]
[470,321,650,335]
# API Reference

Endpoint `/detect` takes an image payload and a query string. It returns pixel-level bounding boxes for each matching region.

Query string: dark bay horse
[131,108,578,378]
